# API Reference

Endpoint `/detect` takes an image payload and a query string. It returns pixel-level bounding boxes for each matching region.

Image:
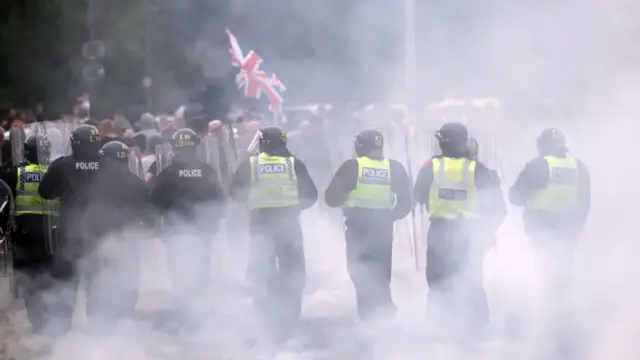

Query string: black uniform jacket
[150,157,227,232]
[38,155,102,244]
[324,157,412,224]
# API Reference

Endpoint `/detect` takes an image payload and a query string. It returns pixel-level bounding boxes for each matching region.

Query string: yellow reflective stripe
[529,156,579,212]
[346,157,393,209]
[428,157,477,219]
[249,154,299,209]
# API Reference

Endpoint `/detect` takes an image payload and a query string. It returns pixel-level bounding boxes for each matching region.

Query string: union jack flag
[226,29,286,113]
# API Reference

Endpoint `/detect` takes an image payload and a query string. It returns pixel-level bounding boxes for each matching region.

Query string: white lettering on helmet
[178,169,203,178]
[75,162,99,170]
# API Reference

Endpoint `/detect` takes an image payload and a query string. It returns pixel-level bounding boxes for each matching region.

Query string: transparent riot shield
[30,121,77,257]
[154,143,172,176]
[211,124,239,188]
[0,177,15,284]
[129,146,144,178]
[10,127,26,166]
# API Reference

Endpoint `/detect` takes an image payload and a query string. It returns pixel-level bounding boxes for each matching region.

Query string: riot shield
[129,146,144,178]
[10,127,26,166]
[0,178,15,283]
[30,122,77,257]
[153,143,172,175]
[208,124,239,188]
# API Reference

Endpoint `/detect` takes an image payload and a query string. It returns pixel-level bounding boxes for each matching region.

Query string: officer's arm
[576,159,591,221]
[149,170,171,213]
[38,156,65,199]
[389,159,413,220]
[228,158,251,202]
[475,163,507,229]
[413,159,434,207]
[324,159,358,208]
[294,158,318,210]
[508,158,548,207]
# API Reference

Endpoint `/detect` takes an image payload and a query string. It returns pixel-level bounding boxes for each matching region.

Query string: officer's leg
[455,229,489,338]
[165,229,206,331]
[273,216,305,329]
[345,223,383,321]
[368,222,396,319]
[247,218,278,327]
[425,221,458,334]
[47,255,79,335]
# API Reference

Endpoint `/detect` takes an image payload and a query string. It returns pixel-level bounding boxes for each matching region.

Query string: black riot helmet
[171,128,200,158]
[435,122,469,157]
[537,128,567,156]
[99,141,130,165]
[258,126,288,155]
[467,137,479,160]
[71,124,102,160]
[24,135,51,165]
[354,128,385,158]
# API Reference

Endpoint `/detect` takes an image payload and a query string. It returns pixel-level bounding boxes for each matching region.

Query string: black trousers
[164,228,211,331]
[248,213,305,339]
[344,219,396,321]
[12,215,78,334]
[83,236,140,331]
[425,218,489,337]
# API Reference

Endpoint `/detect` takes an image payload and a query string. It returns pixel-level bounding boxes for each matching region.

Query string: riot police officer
[324,128,412,321]
[509,128,590,310]
[0,135,59,333]
[149,128,227,332]
[229,126,317,342]
[414,123,505,339]
[38,124,103,333]
[80,141,153,331]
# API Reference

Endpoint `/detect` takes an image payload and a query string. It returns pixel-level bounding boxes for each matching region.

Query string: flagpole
[404,0,417,104]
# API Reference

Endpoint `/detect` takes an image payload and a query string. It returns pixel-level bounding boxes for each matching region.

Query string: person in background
[98,120,121,144]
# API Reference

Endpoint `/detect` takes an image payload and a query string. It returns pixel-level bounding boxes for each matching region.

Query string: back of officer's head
[537,128,568,156]
[71,124,102,161]
[354,128,384,159]
[435,122,469,158]
[258,126,290,156]
[467,137,479,160]
[23,135,50,165]
[99,141,130,167]
[171,128,200,160]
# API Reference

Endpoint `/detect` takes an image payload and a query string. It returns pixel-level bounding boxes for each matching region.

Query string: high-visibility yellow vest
[428,157,477,219]
[248,153,299,209]
[15,164,59,216]
[346,157,394,209]
[529,156,579,213]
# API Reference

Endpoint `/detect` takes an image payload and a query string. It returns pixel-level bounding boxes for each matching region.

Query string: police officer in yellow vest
[414,123,505,338]
[325,128,412,321]
[229,126,317,342]
[0,134,60,333]
[509,128,590,300]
